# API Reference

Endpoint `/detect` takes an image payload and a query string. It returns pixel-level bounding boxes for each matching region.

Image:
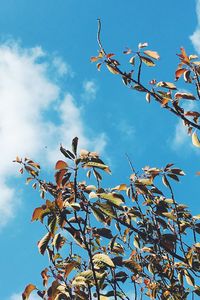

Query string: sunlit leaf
[97,192,124,206]
[192,132,200,147]
[143,50,160,60]
[140,56,155,67]
[106,64,119,74]
[157,81,177,90]
[184,270,195,286]
[93,253,115,268]
[138,42,148,49]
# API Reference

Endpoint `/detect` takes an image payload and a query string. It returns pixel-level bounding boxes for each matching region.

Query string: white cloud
[82,80,97,101]
[0,42,106,228]
[9,292,37,300]
[52,56,72,77]
[190,0,200,53]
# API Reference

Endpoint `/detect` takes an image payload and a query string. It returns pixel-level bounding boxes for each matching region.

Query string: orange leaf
[31,207,44,222]
[22,284,36,300]
[90,56,100,62]
[175,68,187,80]
[55,169,67,188]
[55,160,68,170]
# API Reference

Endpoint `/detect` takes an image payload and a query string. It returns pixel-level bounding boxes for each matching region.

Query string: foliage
[16,21,200,300]
[16,136,200,300]
[91,20,200,144]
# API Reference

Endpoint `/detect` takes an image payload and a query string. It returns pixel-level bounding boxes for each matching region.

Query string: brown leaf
[174,92,196,100]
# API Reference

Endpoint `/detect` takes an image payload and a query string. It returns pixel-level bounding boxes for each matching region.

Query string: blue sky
[1,0,200,299]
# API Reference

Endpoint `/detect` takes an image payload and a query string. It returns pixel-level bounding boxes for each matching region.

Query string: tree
[17,21,200,300]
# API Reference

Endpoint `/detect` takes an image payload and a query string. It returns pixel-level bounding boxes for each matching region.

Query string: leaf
[97,192,124,206]
[55,169,67,188]
[175,68,187,80]
[140,56,155,67]
[64,261,78,279]
[161,98,170,106]
[91,206,109,224]
[174,92,196,100]
[60,146,75,159]
[162,175,170,188]
[95,202,116,218]
[55,160,68,170]
[95,228,113,239]
[123,259,142,273]
[143,50,160,60]
[38,232,51,255]
[111,184,127,191]
[192,132,200,147]
[90,56,100,62]
[146,92,151,103]
[157,81,177,90]
[83,162,111,174]
[184,270,195,286]
[72,137,78,156]
[138,42,148,49]
[129,56,135,65]
[41,268,49,287]
[22,284,36,300]
[97,62,102,71]
[106,64,119,74]
[52,233,66,251]
[93,253,115,268]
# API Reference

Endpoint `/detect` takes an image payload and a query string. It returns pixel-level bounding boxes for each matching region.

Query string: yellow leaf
[22,284,36,300]
[93,253,115,268]
[106,64,119,74]
[157,81,177,90]
[144,50,160,60]
[192,132,200,147]
[140,56,155,67]
[111,184,127,191]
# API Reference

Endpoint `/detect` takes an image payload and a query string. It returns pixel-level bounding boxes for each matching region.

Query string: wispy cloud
[0,42,106,228]
[190,0,200,53]
[82,80,98,101]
